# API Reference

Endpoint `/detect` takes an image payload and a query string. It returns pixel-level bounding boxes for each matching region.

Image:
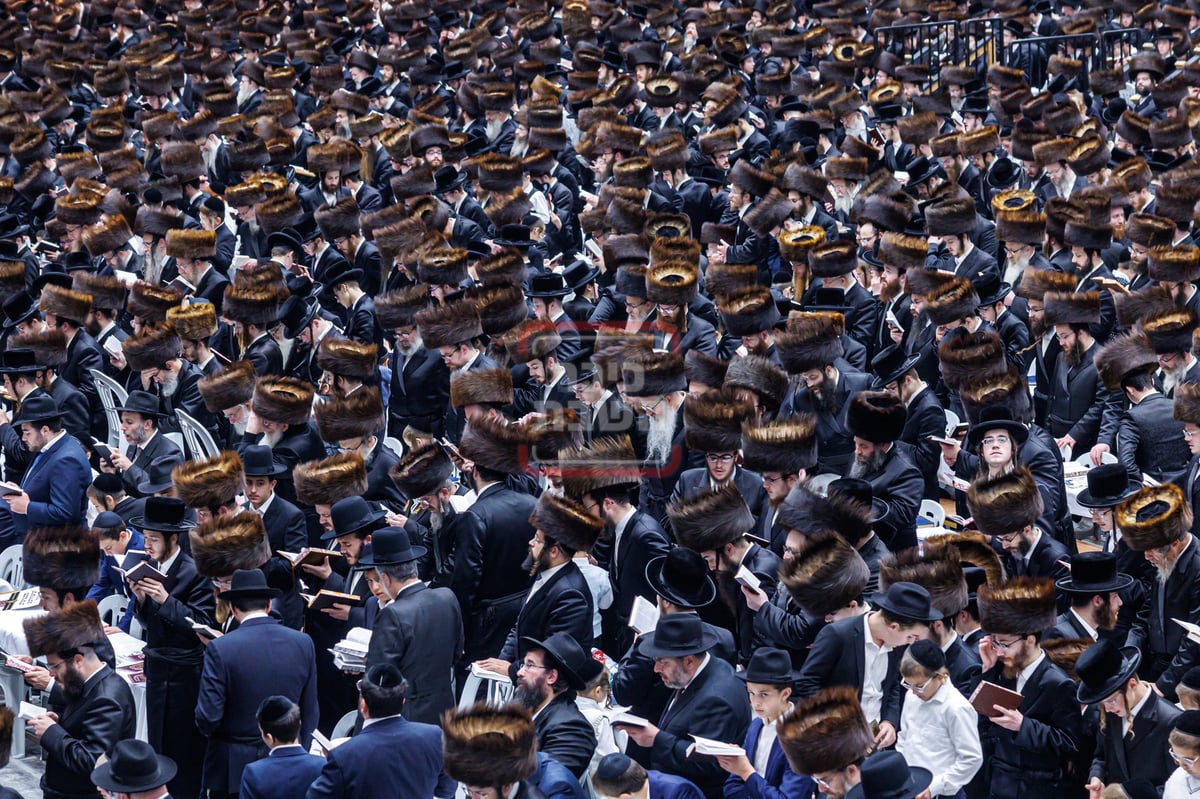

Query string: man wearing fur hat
[843,390,923,552]
[23,601,137,799]
[246,376,325,468]
[417,299,499,444]
[441,703,541,799]
[1119,485,1200,699]
[39,283,103,437]
[969,466,1070,583]
[671,391,767,522]
[975,577,1083,799]
[777,687,875,799]
[740,415,819,556]
[646,261,718,358]
[801,241,881,351]
[669,484,779,666]
[167,229,229,314]
[1044,291,1122,456]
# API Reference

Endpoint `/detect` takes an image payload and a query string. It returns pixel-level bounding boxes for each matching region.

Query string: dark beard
[1062,343,1084,369]
[60,662,86,702]
[1001,662,1021,680]
[814,374,839,414]
[524,547,552,578]
[1095,599,1117,630]
[514,680,548,710]
[1016,537,1032,556]
[1030,315,1047,339]
[879,278,901,304]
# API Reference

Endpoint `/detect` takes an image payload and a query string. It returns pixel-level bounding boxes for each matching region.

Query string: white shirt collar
[362,712,404,728]
[1016,650,1045,692]
[158,545,182,575]
[1069,608,1099,640]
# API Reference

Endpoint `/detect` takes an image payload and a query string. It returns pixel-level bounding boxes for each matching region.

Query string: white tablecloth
[0,608,147,741]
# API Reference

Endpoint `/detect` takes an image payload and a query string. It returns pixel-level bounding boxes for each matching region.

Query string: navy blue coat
[86,528,144,605]
[13,429,91,535]
[723,717,817,799]
[304,715,456,799]
[241,745,327,799]
[651,770,706,799]
[196,616,320,794]
[41,665,137,799]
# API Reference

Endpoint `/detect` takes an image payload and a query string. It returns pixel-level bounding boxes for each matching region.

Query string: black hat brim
[966,419,1029,450]
[1075,646,1142,705]
[91,755,178,793]
[320,508,389,541]
[1056,572,1135,595]
[644,554,716,609]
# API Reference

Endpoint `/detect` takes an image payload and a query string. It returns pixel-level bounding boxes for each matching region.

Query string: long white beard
[646,409,676,463]
[159,373,179,397]
[844,115,866,141]
[236,83,255,106]
[263,429,284,448]
[486,118,505,141]
[834,191,856,217]
[398,337,424,357]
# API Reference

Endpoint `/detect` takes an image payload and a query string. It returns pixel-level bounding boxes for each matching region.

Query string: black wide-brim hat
[353,526,426,569]
[137,454,182,495]
[870,343,921,389]
[322,496,388,542]
[645,549,717,609]
[91,739,178,793]
[129,496,191,534]
[241,444,289,477]
[217,568,283,600]
[735,646,802,685]
[279,295,320,340]
[870,581,942,623]
[520,631,589,691]
[1075,640,1142,705]
[1056,550,1134,595]
[114,390,166,418]
[1076,462,1141,509]
[639,613,721,659]
[528,272,572,298]
[12,394,60,426]
[965,406,1029,450]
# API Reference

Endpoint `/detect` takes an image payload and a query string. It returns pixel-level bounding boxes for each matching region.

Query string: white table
[0,608,148,744]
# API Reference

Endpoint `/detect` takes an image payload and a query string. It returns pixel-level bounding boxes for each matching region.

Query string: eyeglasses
[638,396,666,414]
[706,453,735,463]
[1171,749,1199,767]
[996,531,1022,544]
[1187,428,1198,440]
[991,637,1021,652]
[901,677,934,694]
[762,474,785,485]
[583,501,600,513]
[981,436,1011,447]
[519,661,546,671]
[624,299,645,310]
[337,439,366,454]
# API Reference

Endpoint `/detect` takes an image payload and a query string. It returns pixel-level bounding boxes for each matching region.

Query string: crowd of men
[13,0,1200,798]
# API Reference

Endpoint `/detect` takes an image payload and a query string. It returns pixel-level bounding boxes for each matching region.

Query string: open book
[117,559,168,586]
[278,548,343,568]
[18,701,48,720]
[628,595,659,634]
[1174,618,1200,645]
[689,735,746,757]
[186,616,223,640]
[309,728,350,756]
[302,590,366,612]
[0,587,41,612]
[735,565,762,594]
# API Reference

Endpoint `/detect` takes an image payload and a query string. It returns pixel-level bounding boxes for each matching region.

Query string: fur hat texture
[74,273,127,312]
[778,687,874,776]
[668,483,756,552]
[165,228,218,260]
[122,322,181,371]
[718,286,780,338]
[459,416,537,474]
[10,328,67,368]
[779,532,870,617]
[645,261,698,306]
[683,389,755,453]
[451,368,513,408]
[776,312,845,374]
[1175,381,1200,425]
[529,493,604,553]
[222,283,286,326]
[1094,332,1158,390]
[1116,484,1190,551]
[684,351,730,390]
[966,466,1044,536]
[22,526,100,590]
[39,284,91,325]
[845,390,906,443]
[172,451,245,511]
[925,197,976,236]
[190,511,271,578]
[740,415,818,475]
[879,549,968,617]
[198,360,257,412]
[923,531,1006,588]
[166,302,218,341]
[938,329,1007,389]
[80,215,132,255]
[315,337,378,379]
[374,285,431,329]
[442,703,539,788]
[924,277,979,326]
[23,600,105,658]
[417,300,483,348]
[1044,291,1100,326]
[723,354,788,410]
[314,387,385,442]
[1016,267,1076,302]
[978,576,1058,636]
[128,281,184,323]
[389,443,454,500]
[293,453,369,507]
[621,350,685,398]
[252,377,314,426]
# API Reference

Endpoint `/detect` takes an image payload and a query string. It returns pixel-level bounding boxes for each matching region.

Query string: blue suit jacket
[241,745,326,799]
[650,770,707,799]
[87,528,145,602]
[305,715,456,799]
[722,717,817,799]
[12,431,91,534]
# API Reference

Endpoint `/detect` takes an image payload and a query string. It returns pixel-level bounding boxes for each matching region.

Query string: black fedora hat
[845,750,932,799]
[137,454,184,495]
[322,496,388,541]
[639,613,721,659]
[12,393,60,426]
[1,291,39,329]
[972,270,1011,307]
[562,259,600,291]
[114,390,165,418]
[645,548,717,609]
[870,343,920,389]
[520,631,596,691]
[129,496,191,535]
[965,405,1028,450]
[242,444,288,477]
[493,223,534,249]
[528,272,572,299]
[266,228,305,260]
[869,581,942,623]
[323,261,365,290]
[986,157,1023,191]
[217,567,282,600]
[0,347,45,373]
[736,646,801,685]
[1076,462,1141,509]
[433,165,468,194]
[279,295,319,340]
[1075,639,1142,705]
[352,526,426,569]
[91,739,177,793]
[1056,551,1134,595]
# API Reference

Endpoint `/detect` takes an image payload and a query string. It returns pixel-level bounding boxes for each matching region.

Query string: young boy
[1165,711,1200,799]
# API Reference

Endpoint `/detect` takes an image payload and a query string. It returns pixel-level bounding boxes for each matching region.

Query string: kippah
[364,663,405,689]
[93,511,124,529]
[256,695,296,724]
[595,753,634,782]
[908,639,946,672]
[1182,666,1200,691]
[92,473,123,493]
[203,196,226,215]
[1176,710,1200,737]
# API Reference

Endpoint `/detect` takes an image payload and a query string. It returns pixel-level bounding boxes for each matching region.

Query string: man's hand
[874,721,896,748]
[299,554,333,581]
[135,578,169,605]
[107,450,133,471]
[935,438,960,467]
[475,658,511,676]
[7,491,30,515]
[1089,444,1110,466]
[979,635,999,672]
[1055,434,1076,452]
[21,663,50,691]
[0,406,10,425]
[741,584,768,612]
[1086,777,1104,799]
[109,350,127,371]
[385,512,409,528]
[28,711,59,740]
[991,705,1024,731]
[715,754,755,780]
[618,721,660,748]
[102,624,123,636]
[245,412,263,436]
[320,603,351,621]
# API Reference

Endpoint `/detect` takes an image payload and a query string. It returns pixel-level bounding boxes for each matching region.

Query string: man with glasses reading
[968,466,1070,582]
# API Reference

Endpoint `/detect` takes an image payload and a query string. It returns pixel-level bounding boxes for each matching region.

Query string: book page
[629,595,660,634]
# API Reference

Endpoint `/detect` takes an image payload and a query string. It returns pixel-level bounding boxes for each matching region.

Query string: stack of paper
[309,728,351,755]
[330,627,372,673]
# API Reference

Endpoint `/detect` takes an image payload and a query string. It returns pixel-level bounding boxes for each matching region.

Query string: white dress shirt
[753,716,782,776]
[1164,767,1200,798]
[1017,651,1046,693]
[896,681,983,797]
[861,612,891,724]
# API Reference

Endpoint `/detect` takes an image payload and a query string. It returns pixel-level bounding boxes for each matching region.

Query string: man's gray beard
[398,337,424,357]
[429,509,444,532]
[486,118,506,141]
[1157,548,1181,583]
[646,408,675,463]
[1052,172,1074,198]
[1003,254,1028,286]
[510,138,528,158]
[232,419,248,436]
[143,251,164,286]
[263,428,284,448]
[833,190,856,217]
[844,117,866,140]
[159,373,179,397]
[849,448,887,478]
[236,84,254,106]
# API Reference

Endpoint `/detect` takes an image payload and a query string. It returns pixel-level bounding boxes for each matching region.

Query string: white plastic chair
[177,410,219,460]
[918,499,946,528]
[96,593,129,627]
[0,544,23,589]
[331,710,358,739]
[943,410,961,438]
[457,671,516,710]
[1074,451,1117,469]
[91,369,129,450]
[806,473,838,497]
[382,437,405,459]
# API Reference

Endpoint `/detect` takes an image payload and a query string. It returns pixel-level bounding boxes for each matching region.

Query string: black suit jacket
[849,445,923,552]
[365,581,463,724]
[1120,392,1190,486]
[1045,610,1097,642]
[597,510,671,655]
[1046,344,1121,453]
[41,666,137,799]
[451,483,536,661]
[670,467,768,524]
[363,441,406,511]
[944,633,982,698]
[795,613,905,729]
[785,369,872,475]
[242,333,284,377]
[731,543,781,663]
[1006,530,1071,581]
[500,560,594,661]
[649,655,752,799]
[899,385,946,499]
[121,430,183,496]
[532,691,598,779]
[1089,691,1180,787]
[388,345,451,439]
[344,294,382,348]
[43,379,91,442]
[1128,534,1200,697]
